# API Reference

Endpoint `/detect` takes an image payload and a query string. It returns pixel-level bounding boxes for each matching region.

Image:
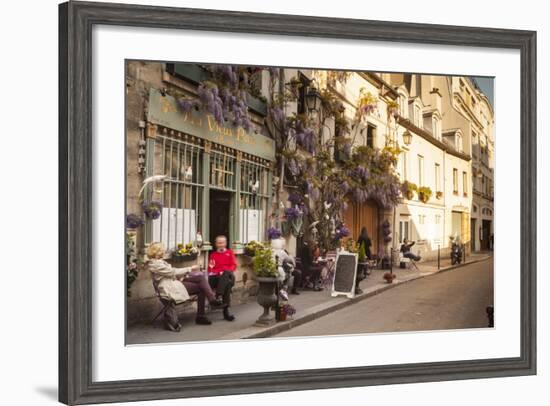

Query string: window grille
[239,157,270,243]
[145,133,203,250]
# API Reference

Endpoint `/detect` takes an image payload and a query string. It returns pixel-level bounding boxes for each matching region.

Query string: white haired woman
[145,242,223,332]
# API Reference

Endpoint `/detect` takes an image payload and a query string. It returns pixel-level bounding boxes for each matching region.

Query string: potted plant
[276,303,296,322]
[383,272,396,284]
[171,243,199,262]
[401,181,417,200]
[266,227,282,240]
[418,186,433,203]
[244,240,264,257]
[126,213,144,230]
[142,200,163,219]
[252,246,280,326]
[436,190,443,200]
[283,206,303,236]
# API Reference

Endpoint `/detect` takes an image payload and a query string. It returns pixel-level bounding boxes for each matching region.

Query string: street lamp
[402,130,412,146]
[305,84,322,113]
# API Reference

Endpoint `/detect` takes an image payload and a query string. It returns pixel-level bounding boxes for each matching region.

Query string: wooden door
[343,200,379,254]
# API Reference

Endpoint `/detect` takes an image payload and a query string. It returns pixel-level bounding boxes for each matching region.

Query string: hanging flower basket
[126,213,144,229]
[418,187,433,203]
[267,227,282,240]
[281,221,292,237]
[142,200,163,219]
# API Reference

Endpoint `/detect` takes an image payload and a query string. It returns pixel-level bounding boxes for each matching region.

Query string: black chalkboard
[332,252,358,298]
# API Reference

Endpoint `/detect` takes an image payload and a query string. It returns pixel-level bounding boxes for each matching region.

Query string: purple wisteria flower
[381,219,392,243]
[354,166,369,181]
[287,192,302,205]
[177,98,197,112]
[284,207,302,221]
[362,104,376,115]
[334,225,350,240]
[267,227,282,240]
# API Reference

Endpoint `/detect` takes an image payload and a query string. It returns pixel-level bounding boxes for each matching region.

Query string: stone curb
[221,254,492,340]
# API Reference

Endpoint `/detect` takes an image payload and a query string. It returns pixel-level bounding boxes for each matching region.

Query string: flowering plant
[334,225,350,240]
[401,181,417,200]
[356,88,378,118]
[142,200,163,219]
[381,219,392,244]
[418,186,433,203]
[284,206,302,221]
[244,240,264,257]
[126,213,144,229]
[126,232,141,297]
[282,303,297,317]
[267,227,282,240]
[344,238,358,253]
[383,272,396,283]
[172,243,199,261]
[252,247,278,277]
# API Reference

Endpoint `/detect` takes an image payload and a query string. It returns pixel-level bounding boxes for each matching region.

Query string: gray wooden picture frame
[59,1,537,404]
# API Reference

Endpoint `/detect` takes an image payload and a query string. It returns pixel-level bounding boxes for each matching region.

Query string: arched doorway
[343,199,380,254]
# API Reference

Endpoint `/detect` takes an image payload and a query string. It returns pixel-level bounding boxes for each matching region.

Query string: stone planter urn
[254,276,279,326]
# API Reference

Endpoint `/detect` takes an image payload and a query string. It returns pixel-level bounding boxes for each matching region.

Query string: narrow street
[275,258,494,337]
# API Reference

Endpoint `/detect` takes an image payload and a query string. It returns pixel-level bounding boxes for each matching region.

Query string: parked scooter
[450,238,463,265]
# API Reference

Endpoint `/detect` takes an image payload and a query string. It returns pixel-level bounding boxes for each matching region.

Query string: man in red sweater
[208,235,237,321]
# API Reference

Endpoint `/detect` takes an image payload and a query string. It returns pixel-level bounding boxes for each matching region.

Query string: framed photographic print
[59,1,536,404]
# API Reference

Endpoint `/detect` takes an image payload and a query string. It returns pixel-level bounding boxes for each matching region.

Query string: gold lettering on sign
[181,112,203,128]
[160,98,178,113]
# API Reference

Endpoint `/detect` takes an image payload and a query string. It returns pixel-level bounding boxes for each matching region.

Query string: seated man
[145,242,223,332]
[300,241,323,291]
[208,235,237,321]
[400,238,421,262]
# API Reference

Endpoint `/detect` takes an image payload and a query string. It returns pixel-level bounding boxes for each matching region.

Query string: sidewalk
[126,251,492,345]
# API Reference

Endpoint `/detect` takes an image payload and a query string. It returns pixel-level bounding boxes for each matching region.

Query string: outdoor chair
[150,279,198,324]
[399,252,419,271]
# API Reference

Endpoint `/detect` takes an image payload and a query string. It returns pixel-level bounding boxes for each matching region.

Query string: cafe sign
[147,88,275,161]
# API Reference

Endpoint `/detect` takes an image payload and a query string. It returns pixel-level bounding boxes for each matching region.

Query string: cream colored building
[388,73,475,260]
[450,77,494,251]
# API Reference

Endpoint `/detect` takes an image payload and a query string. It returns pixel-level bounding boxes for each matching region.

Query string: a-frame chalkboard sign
[331,251,358,298]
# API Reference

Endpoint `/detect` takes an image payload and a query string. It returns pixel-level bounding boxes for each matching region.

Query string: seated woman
[208,235,237,321]
[146,242,222,332]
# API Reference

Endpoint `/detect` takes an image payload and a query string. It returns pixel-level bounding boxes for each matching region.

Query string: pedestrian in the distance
[357,227,373,260]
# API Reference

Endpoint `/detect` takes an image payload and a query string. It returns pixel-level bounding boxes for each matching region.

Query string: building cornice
[358,72,399,99]
[396,116,471,162]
